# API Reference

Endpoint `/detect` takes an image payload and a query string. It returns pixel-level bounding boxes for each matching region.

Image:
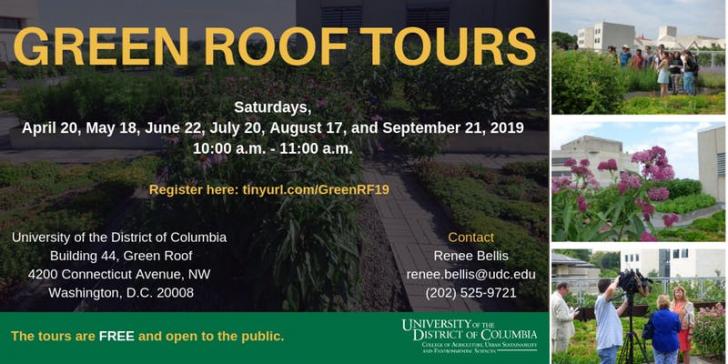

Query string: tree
[590,251,620,270]
[552,31,577,50]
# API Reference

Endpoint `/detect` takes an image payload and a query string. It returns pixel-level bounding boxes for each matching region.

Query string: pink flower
[635,198,655,220]
[617,172,641,194]
[577,195,588,212]
[662,213,679,227]
[640,231,657,242]
[579,159,590,167]
[564,158,577,167]
[631,151,651,164]
[597,159,618,171]
[588,177,600,189]
[647,187,670,201]
[551,176,573,194]
[571,165,593,179]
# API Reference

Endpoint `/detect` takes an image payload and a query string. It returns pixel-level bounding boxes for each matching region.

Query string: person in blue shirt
[647,295,681,364]
[619,46,632,67]
[595,277,629,364]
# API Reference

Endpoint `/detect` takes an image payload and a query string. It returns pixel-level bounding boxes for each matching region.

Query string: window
[321,6,362,29]
[551,171,571,177]
[0,17,23,30]
[681,249,688,258]
[406,6,449,34]
[718,153,725,177]
[672,249,680,259]
[635,254,639,262]
[552,158,569,166]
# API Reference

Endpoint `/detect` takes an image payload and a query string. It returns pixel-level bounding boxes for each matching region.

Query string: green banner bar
[0,312,547,363]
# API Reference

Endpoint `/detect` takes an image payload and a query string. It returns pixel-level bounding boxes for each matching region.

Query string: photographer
[595,276,629,364]
[551,282,579,352]
[645,295,681,364]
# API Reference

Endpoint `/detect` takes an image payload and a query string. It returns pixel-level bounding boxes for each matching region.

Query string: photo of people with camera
[552,249,725,364]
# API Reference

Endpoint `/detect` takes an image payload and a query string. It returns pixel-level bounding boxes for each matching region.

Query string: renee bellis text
[13,26,537,67]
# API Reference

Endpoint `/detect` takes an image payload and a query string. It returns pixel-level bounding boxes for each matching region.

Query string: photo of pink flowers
[551,121,725,242]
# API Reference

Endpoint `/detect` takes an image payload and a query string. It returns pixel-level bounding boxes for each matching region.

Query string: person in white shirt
[551,282,579,353]
[595,277,629,364]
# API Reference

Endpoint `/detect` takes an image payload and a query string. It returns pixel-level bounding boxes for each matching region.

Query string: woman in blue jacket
[647,295,682,364]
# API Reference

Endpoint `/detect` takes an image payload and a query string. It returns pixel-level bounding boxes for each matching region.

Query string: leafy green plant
[657,210,725,242]
[650,179,702,199]
[655,193,716,214]
[622,92,725,114]
[552,50,627,114]
[15,71,182,124]
[416,161,548,309]
[623,67,659,92]
[693,303,725,358]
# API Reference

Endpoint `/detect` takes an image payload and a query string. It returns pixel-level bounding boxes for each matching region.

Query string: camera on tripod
[617,269,652,298]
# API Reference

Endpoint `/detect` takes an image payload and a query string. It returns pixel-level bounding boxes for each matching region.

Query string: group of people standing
[552,279,695,364]
[608,44,700,97]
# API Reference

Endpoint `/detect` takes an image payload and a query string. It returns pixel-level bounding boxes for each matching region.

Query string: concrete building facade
[552,135,636,187]
[577,27,594,49]
[0,0,38,64]
[698,126,725,204]
[296,0,548,38]
[621,249,724,278]
[591,22,636,51]
[552,253,601,294]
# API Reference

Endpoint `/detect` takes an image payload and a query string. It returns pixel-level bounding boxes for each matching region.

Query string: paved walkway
[363,154,544,312]
[653,204,724,229]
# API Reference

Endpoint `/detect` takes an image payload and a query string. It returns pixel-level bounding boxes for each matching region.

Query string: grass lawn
[0,157,159,286]
[622,92,725,114]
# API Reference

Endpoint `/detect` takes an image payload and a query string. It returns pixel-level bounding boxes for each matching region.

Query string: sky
[551,121,724,179]
[552,0,725,39]
[37,0,296,39]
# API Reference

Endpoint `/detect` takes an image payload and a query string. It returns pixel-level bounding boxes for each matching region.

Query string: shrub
[651,179,702,199]
[697,72,726,89]
[657,210,725,242]
[501,160,549,186]
[655,193,716,214]
[15,71,182,124]
[693,303,725,358]
[552,50,627,114]
[623,67,659,92]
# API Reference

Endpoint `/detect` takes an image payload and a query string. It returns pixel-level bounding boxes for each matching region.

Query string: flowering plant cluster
[552,146,681,242]
[693,303,725,358]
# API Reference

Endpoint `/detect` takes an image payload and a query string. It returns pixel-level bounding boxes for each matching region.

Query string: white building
[577,27,594,49]
[578,21,635,51]
[552,135,637,187]
[621,249,724,278]
[698,126,725,204]
[0,0,38,64]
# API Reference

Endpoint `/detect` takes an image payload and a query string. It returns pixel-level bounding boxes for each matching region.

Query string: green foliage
[400,39,547,117]
[623,67,659,92]
[501,160,549,186]
[693,304,725,358]
[655,193,716,214]
[651,179,702,199]
[552,32,577,49]
[697,72,726,89]
[552,50,627,114]
[160,66,365,311]
[0,157,159,280]
[15,71,182,124]
[552,317,652,364]
[657,210,725,242]
[416,162,548,309]
[590,251,620,270]
[622,92,725,114]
